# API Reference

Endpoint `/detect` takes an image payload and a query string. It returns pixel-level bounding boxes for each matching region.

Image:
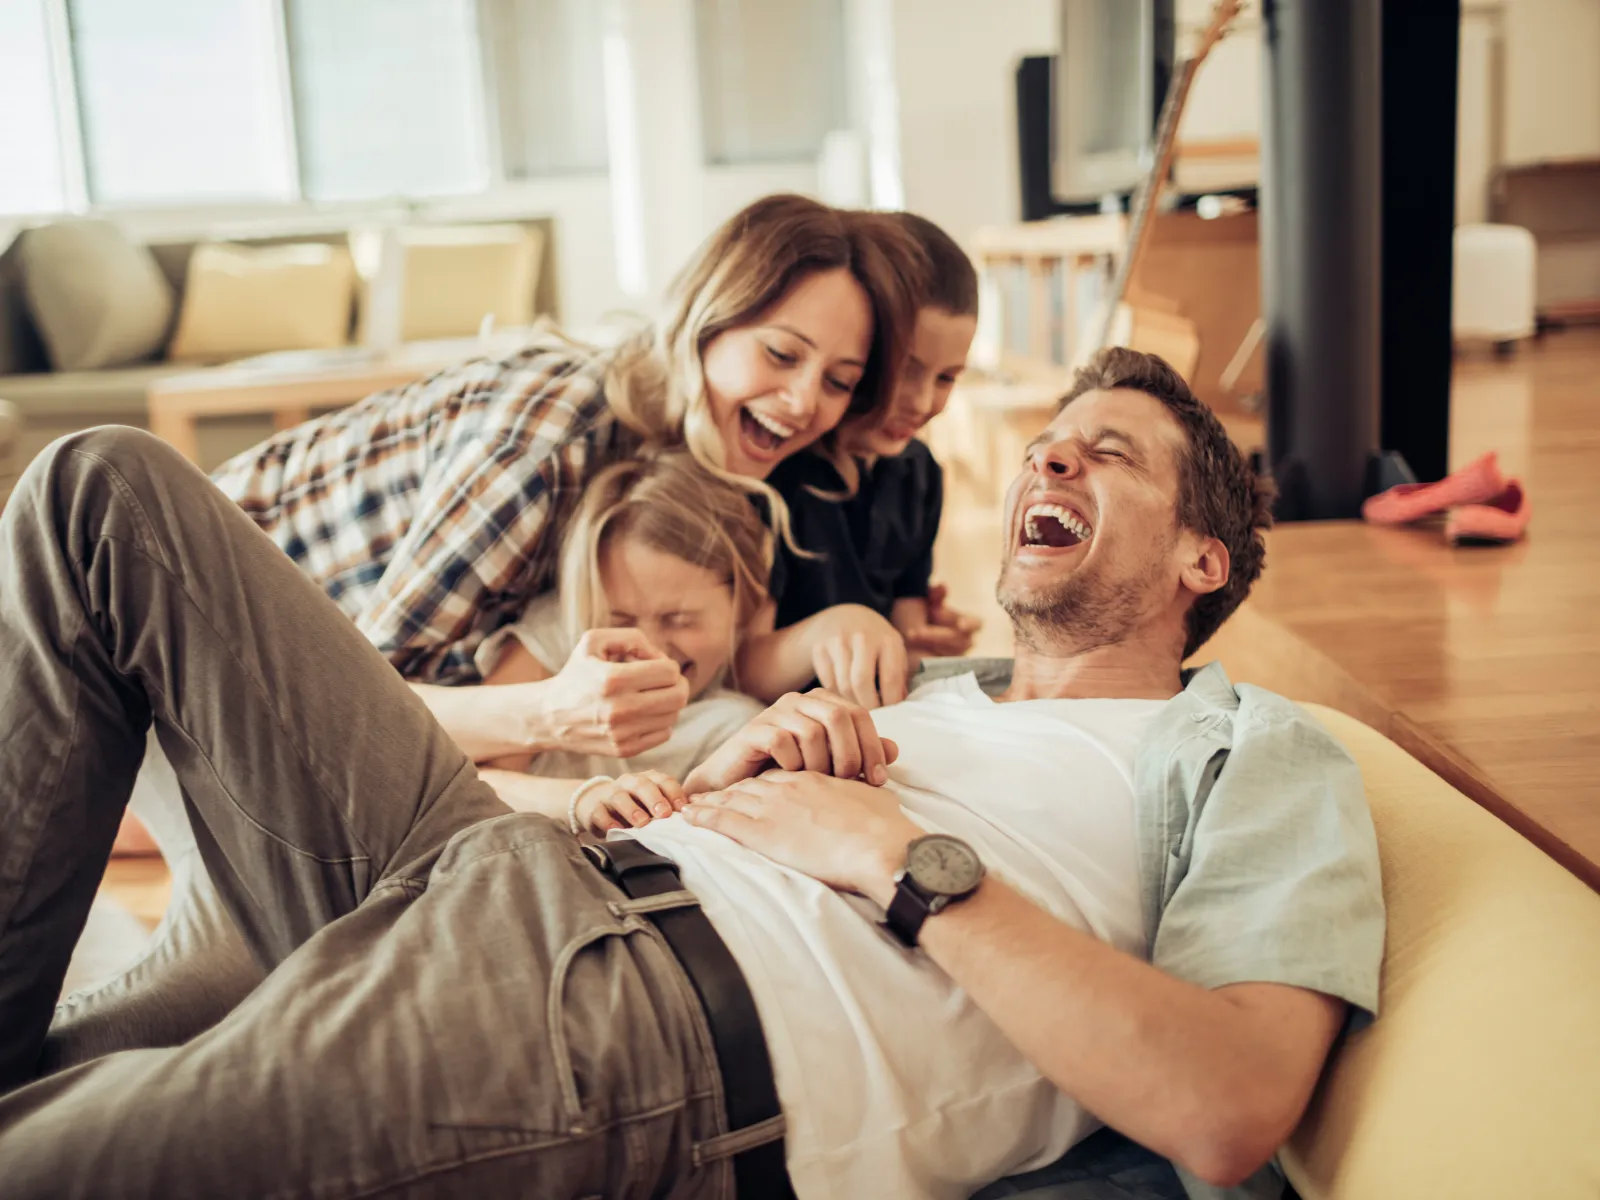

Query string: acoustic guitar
[1074,0,1243,375]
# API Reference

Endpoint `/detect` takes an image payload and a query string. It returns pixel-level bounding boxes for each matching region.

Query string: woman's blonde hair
[557,451,773,686]
[602,194,927,543]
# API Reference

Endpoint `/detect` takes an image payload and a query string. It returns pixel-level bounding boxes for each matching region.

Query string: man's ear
[1180,534,1230,599]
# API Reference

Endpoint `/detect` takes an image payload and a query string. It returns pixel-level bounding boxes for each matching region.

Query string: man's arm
[873,866,1343,1187]
[684,772,1345,1188]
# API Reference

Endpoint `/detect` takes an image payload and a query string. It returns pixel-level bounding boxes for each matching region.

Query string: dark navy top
[767,439,944,629]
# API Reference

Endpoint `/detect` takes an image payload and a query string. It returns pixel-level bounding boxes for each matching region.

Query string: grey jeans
[0,428,740,1199]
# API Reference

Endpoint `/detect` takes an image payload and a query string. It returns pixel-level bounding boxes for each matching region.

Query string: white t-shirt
[475,594,763,781]
[627,671,1167,1200]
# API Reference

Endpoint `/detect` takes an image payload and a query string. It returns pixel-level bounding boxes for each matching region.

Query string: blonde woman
[211,194,924,757]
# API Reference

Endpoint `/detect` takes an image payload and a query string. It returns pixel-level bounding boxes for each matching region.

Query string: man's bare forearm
[857,864,1342,1186]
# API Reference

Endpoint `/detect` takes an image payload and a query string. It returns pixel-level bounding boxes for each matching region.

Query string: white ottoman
[1453,223,1537,352]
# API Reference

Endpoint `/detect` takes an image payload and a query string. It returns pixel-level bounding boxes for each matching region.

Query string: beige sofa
[0,217,555,505]
[1279,705,1600,1199]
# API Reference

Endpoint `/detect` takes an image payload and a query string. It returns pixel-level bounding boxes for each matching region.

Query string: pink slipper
[1446,481,1530,544]
[1362,451,1506,525]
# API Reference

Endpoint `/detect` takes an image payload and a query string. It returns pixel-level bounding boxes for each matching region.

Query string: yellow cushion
[1285,705,1600,1200]
[383,224,543,342]
[168,243,355,362]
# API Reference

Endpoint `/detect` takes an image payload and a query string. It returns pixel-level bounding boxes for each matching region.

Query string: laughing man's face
[996,388,1192,651]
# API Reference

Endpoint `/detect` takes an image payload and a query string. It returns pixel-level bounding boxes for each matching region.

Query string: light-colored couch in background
[0,217,555,506]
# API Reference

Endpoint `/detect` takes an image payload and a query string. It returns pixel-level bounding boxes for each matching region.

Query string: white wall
[889,0,1056,243]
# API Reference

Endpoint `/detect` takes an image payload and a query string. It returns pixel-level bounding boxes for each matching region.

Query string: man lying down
[0,349,1383,1200]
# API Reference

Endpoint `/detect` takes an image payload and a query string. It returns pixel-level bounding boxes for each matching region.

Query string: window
[478,0,609,178]
[694,0,848,166]
[67,0,296,205]
[0,0,69,215]
[286,0,491,203]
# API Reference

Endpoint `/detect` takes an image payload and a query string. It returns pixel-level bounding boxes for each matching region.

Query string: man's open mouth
[739,407,798,457]
[1021,501,1093,549]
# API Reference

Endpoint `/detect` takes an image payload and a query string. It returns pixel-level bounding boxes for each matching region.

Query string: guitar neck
[1096,56,1201,348]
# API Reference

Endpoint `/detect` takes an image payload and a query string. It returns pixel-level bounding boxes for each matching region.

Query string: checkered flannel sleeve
[352,364,614,684]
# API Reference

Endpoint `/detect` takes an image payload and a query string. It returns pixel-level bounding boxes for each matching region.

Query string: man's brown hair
[1057,347,1274,659]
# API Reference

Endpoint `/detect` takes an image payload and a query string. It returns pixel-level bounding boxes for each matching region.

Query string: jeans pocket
[546,916,660,1134]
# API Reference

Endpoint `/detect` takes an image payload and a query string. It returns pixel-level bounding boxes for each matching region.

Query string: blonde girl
[473,451,775,833]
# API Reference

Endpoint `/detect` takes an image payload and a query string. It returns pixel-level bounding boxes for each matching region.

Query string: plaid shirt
[212,338,631,684]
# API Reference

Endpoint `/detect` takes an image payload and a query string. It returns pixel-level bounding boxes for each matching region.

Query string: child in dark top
[744,212,982,708]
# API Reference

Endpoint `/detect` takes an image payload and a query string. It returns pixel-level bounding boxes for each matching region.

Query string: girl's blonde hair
[602,194,927,544]
[557,451,773,686]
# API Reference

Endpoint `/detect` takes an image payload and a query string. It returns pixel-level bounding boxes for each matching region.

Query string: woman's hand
[576,770,689,835]
[807,604,910,709]
[537,629,690,758]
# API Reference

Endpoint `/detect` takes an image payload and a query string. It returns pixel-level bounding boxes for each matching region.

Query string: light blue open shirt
[915,660,1387,1200]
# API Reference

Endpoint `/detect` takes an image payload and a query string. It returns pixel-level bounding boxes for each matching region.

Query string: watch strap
[884,875,933,947]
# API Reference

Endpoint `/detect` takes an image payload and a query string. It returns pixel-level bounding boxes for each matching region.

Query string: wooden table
[147,332,536,462]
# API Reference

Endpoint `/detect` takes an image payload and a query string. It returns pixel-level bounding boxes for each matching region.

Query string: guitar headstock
[1192,0,1244,64]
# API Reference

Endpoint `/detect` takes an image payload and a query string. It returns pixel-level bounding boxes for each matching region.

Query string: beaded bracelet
[567,775,617,836]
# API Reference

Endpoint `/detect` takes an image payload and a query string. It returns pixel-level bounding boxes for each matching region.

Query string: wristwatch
[884,834,986,948]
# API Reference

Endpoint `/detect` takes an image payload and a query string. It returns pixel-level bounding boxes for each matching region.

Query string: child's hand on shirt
[807,604,909,709]
[900,583,982,658]
[577,770,689,835]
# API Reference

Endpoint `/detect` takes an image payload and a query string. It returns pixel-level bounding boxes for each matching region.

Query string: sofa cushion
[168,242,355,363]
[1284,706,1600,1200]
[17,220,175,372]
[0,237,49,377]
[398,224,543,341]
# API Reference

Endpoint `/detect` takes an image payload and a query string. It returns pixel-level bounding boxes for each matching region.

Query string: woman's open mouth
[738,407,799,461]
[1020,501,1093,552]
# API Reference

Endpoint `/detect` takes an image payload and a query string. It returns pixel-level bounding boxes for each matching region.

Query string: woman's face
[699,267,874,478]
[598,535,739,700]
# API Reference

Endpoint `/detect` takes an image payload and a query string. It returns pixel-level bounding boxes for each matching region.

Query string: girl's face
[699,267,874,479]
[597,534,740,699]
[841,305,977,459]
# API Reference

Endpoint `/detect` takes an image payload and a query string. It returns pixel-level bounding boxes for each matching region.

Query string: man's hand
[684,771,921,897]
[808,605,910,709]
[536,629,689,758]
[683,690,899,796]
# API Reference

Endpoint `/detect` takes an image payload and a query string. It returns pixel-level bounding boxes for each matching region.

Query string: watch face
[906,835,984,896]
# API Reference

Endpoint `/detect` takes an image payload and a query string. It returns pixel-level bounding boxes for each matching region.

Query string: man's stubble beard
[996,547,1168,655]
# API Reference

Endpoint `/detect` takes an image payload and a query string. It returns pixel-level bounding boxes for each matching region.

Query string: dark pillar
[1380,2,1460,485]
[1261,0,1383,520]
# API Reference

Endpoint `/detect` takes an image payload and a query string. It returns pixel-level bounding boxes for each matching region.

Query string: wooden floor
[937,326,1600,889]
